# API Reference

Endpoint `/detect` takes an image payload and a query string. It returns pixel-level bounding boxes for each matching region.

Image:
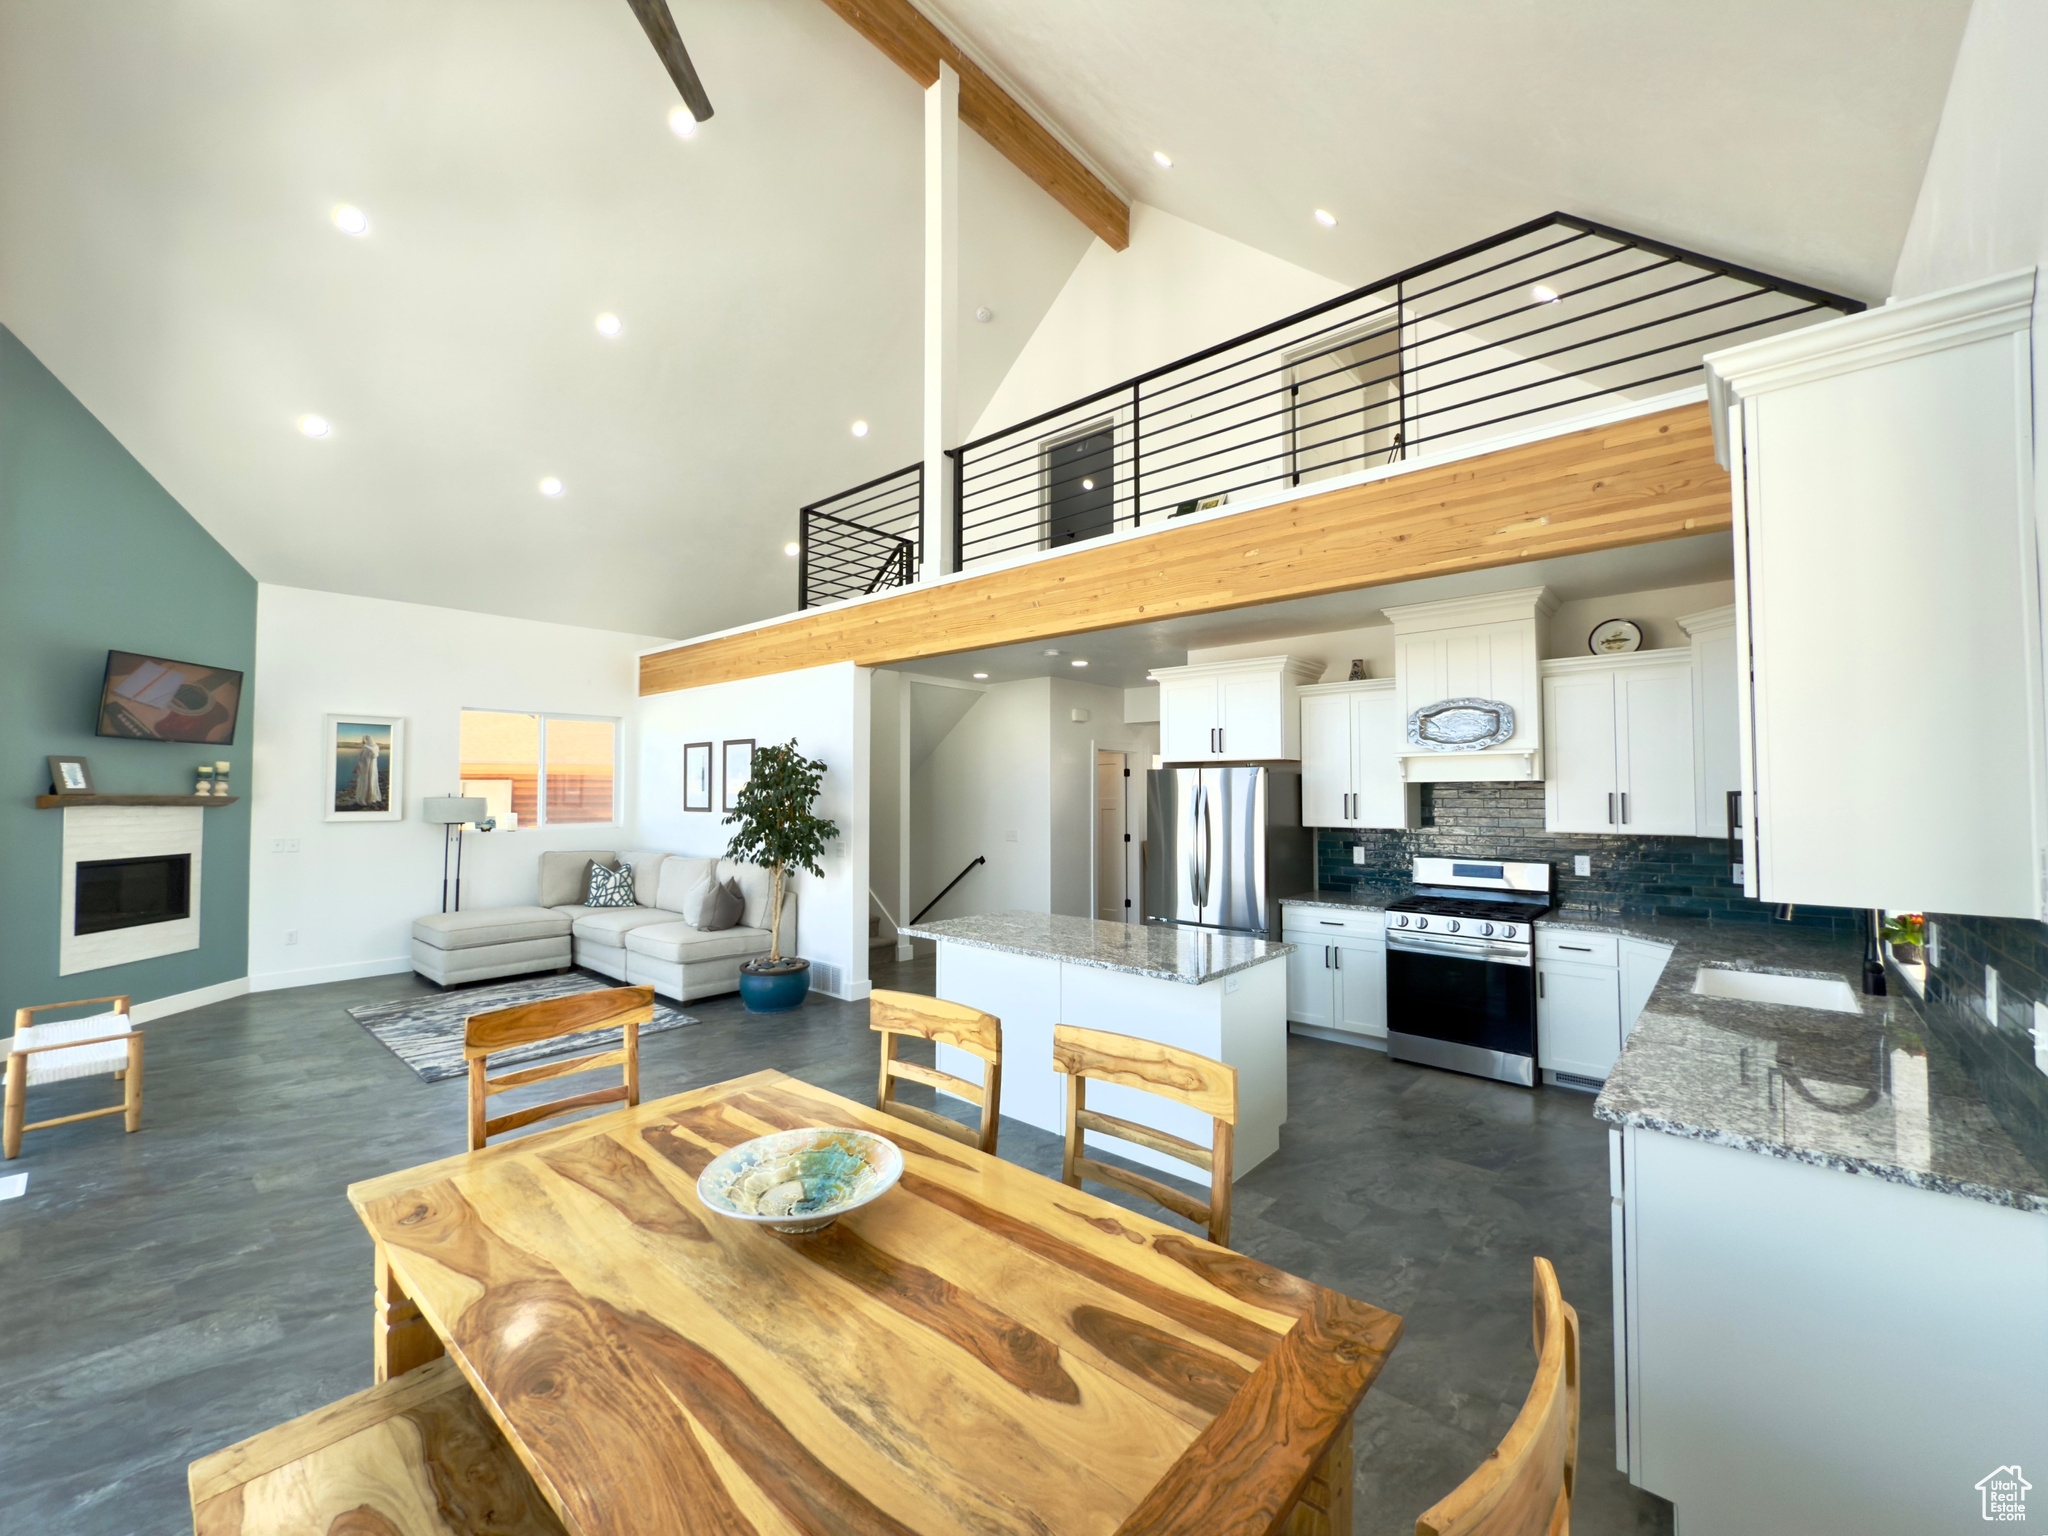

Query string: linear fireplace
[75,853,192,935]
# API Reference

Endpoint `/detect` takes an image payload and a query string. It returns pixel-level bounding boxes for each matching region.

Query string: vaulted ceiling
[0,1,1969,641]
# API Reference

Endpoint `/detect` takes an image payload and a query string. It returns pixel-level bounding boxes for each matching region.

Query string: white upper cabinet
[1153,656,1322,762]
[1543,653,1697,836]
[1707,268,2046,917]
[1384,587,1554,782]
[1298,679,1418,828]
[1679,606,1740,838]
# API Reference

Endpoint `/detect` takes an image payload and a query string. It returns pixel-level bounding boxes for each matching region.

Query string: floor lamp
[423,796,489,913]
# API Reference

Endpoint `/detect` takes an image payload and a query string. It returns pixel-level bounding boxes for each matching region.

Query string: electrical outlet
[2034,1002,2048,1077]
[270,837,300,853]
[1226,974,1241,994]
[284,930,299,947]
[1574,855,1591,877]
[1070,708,1090,723]
[1351,844,1365,865]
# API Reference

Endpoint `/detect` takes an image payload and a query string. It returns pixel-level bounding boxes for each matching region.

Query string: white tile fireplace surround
[60,806,204,976]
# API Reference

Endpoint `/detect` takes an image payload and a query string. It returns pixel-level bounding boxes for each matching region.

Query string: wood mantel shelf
[34,794,240,809]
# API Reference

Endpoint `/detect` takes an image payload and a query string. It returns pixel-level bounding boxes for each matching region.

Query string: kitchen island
[896,912,1293,1177]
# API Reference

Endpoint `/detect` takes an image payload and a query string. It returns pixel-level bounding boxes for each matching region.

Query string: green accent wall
[0,325,256,1009]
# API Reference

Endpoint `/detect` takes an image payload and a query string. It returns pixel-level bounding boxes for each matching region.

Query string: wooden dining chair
[464,986,652,1150]
[5,994,142,1160]
[1415,1256,1580,1536]
[1051,1024,1238,1247]
[870,989,1003,1153]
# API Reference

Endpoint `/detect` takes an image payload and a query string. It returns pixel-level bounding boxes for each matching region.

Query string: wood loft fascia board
[814,0,1129,250]
[640,401,1728,696]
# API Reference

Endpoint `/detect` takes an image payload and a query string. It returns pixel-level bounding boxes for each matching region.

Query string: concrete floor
[0,954,1671,1535]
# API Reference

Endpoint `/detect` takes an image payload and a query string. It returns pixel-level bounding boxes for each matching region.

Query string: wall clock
[1588,618,1644,655]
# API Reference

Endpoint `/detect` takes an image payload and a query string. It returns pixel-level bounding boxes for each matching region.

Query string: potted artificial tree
[724,740,839,1013]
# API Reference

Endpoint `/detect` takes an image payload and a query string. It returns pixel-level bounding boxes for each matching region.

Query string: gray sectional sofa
[411,847,794,1003]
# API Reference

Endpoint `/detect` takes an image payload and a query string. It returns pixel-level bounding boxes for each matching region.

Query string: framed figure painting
[684,741,714,812]
[722,738,754,812]
[327,715,405,821]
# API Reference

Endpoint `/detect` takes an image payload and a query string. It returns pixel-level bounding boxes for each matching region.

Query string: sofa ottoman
[412,906,572,986]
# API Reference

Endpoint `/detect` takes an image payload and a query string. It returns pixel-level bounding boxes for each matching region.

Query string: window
[459,711,617,828]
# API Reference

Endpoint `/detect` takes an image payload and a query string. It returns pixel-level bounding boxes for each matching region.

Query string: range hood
[1383,586,1554,782]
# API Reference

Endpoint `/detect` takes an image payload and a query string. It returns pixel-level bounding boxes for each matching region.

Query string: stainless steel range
[1385,856,1553,1087]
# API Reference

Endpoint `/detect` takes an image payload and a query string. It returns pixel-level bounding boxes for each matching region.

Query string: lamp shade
[422,796,488,825]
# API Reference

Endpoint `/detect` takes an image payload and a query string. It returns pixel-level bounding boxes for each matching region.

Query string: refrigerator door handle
[1196,786,1212,907]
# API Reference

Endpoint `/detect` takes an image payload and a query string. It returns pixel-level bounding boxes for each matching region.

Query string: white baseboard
[249,955,412,992]
[132,975,250,1022]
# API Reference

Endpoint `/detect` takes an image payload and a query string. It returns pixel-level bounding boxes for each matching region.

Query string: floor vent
[1553,1072,1605,1095]
[807,960,843,998]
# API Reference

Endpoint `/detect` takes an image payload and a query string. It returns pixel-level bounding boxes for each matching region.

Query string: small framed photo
[47,755,95,795]
[326,714,406,822]
[722,739,755,812]
[683,741,714,812]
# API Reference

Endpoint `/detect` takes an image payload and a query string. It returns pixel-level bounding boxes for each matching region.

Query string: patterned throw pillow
[585,860,637,909]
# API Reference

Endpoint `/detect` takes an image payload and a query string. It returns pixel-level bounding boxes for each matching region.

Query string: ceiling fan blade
[625,0,714,123]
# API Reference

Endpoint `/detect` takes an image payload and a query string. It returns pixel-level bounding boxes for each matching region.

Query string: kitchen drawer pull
[1607,792,1616,825]
[1320,920,1344,926]
[1621,792,1629,824]
[1561,944,1592,951]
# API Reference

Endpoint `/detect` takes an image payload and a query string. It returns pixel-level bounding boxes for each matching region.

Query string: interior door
[1046,428,1115,547]
[1218,670,1284,759]
[1334,936,1388,1037]
[1617,662,1698,835]
[1300,692,1353,826]
[1545,672,1619,832]
[1095,751,1127,921]
[1159,676,1218,761]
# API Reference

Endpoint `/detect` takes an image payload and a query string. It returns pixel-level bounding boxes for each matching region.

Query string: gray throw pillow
[682,875,743,931]
[585,860,637,909]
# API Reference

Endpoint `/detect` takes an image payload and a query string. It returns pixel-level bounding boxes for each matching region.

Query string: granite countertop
[899,911,1293,985]
[1286,890,2047,1211]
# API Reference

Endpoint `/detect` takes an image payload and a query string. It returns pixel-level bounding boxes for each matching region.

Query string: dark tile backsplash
[1314,780,1859,933]
[1914,913,2048,1176]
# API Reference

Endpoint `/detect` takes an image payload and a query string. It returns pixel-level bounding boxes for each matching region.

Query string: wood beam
[815,0,1129,250]
[641,403,1729,695]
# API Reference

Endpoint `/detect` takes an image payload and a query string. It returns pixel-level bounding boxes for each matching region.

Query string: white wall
[1049,679,1159,920]
[1892,0,2048,297]
[913,679,1052,920]
[248,584,668,989]
[868,670,904,938]
[967,203,1345,441]
[638,661,869,1000]
[1184,579,1738,681]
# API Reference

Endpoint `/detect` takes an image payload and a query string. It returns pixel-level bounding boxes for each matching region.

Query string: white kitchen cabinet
[1384,587,1554,782]
[1154,656,1322,762]
[1707,267,2047,917]
[1679,606,1740,838]
[1542,653,1697,835]
[1282,905,1387,1041]
[1536,958,1621,1080]
[1298,679,1418,829]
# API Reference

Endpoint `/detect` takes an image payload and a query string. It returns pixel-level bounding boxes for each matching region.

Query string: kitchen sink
[1691,967,1860,1012]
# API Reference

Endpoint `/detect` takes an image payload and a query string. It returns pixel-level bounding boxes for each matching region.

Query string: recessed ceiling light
[1071,658,1088,667]
[539,476,564,497]
[1530,284,1560,304]
[1313,208,1338,228]
[331,204,369,236]
[297,414,331,438]
[595,312,622,337]
[851,420,869,437]
[972,672,989,679]
[669,106,698,138]
[1081,478,1095,490]
[783,541,799,557]
[1152,151,1173,169]
[1043,648,1062,656]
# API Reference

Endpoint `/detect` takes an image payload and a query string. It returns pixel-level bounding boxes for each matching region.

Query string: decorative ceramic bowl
[696,1126,903,1234]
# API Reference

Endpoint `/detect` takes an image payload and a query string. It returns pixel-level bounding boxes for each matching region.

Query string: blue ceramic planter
[739,959,811,1013]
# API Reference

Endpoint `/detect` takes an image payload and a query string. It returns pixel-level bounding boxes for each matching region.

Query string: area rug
[348,972,695,1084]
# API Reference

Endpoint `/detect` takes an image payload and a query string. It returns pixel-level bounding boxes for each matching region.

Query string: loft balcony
[794,211,1859,612]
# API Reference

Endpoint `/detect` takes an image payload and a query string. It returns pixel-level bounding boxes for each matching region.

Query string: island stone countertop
[899,911,1293,985]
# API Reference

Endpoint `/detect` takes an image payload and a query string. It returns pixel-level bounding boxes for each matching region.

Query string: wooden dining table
[348,1069,1403,1536]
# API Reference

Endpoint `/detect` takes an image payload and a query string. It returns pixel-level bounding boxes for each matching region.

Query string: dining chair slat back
[463,986,651,1150]
[1415,1256,1580,1536]
[870,989,1003,1153]
[1051,1023,1238,1246]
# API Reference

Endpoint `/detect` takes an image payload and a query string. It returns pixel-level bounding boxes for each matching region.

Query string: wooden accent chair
[1416,1257,1580,1536]
[1051,1024,1238,1247]
[463,986,652,1151]
[870,989,1003,1153]
[5,994,142,1160]
[188,1356,567,1536]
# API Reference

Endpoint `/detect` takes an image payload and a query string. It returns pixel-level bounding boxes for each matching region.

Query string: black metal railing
[911,855,984,926]
[798,462,921,610]
[798,212,1862,604]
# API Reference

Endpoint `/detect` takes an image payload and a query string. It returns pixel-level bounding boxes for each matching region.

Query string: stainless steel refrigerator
[1144,767,1311,940]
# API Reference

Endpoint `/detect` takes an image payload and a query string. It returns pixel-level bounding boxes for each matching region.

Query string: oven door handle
[1387,933,1534,967]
